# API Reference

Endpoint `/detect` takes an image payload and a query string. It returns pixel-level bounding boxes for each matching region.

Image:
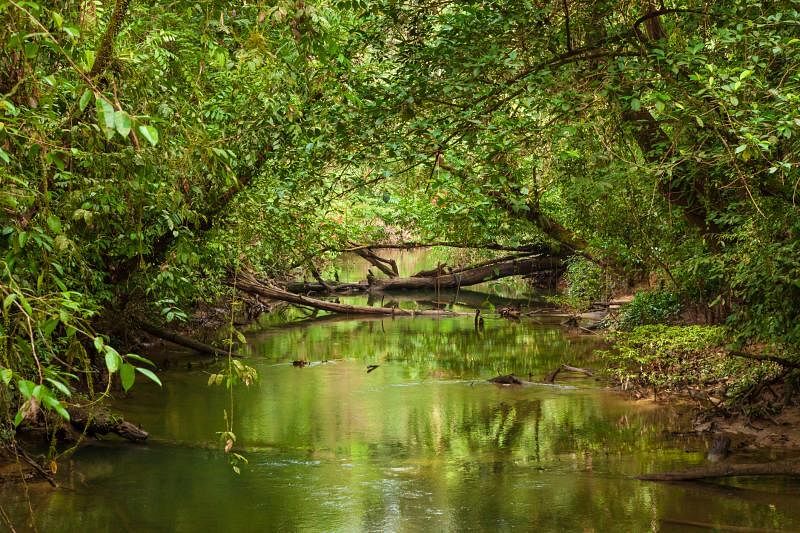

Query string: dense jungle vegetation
[1,0,799,458]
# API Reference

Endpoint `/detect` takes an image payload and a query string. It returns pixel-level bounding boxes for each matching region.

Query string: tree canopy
[1,0,800,428]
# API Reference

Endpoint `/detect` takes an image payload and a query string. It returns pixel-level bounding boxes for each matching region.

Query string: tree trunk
[638,458,800,481]
[137,321,245,358]
[236,274,466,317]
[371,256,563,291]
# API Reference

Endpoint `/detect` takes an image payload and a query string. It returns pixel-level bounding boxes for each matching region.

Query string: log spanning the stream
[236,274,466,317]
[285,255,564,294]
[638,458,800,481]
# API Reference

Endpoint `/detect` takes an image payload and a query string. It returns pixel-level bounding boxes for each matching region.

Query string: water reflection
[3,316,800,531]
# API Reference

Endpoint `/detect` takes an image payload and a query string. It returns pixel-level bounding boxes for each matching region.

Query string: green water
[4,316,800,531]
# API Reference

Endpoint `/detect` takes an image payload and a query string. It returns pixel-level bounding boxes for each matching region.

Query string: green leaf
[104,347,121,373]
[1,368,12,385]
[739,69,753,80]
[120,363,136,392]
[43,395,70,420]
[45,377,72,397]
[630,98,641,111]
[138,125,159,146]
[125,353,155,367]
[79,89,92,111]
[135,367,162,387]
[46,215,62,234]
[114,110,132,137]
[93,336,104,352]
[13,410,24,427]
[3,293,17,311]
[17,379,35,399]
[735,144,748,154]
[95,96,116,140]
[0,147,9,164]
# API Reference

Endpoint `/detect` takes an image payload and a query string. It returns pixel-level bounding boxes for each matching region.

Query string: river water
[4,254,800,531]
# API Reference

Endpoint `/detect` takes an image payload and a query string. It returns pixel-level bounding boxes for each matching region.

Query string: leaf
[120,363,135,392]
[45,377,72,397]
[739,69,753,80]
[138,125,159,146]
[95,96,116,140]
[0,147,9,164]
[17,379,35,399]
[79,89,92,111]
[630,98,641,111]
[46,215,62,234]
[114,110,132,137]
[93,336,104,352]
[125,353,156,367]
[735,144,748,154]
[3,293,17,311]
[136,367,162,387]
[43,395,70,420]
[104,348,121,373]
[1,368,11,385]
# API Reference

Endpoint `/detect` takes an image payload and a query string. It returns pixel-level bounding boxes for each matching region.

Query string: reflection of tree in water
[250,317,596,377]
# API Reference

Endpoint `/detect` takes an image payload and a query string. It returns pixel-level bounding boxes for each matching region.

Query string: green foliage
[561,257,607,311]
[617,290,682,331]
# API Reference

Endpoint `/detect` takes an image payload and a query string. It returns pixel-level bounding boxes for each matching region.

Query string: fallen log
[638,458,800,481]
[138,320,245,359]
[236,274,465,317]
[67,406,149,442]
[372,256,564,291]
[545,364,594,383]
[284,281,369,293]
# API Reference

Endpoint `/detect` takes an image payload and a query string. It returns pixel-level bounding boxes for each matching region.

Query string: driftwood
[236,274,465,317]
[138,320,244,358]
[545,364,594,383]
[638,458,800,481]
[67,406,149,442]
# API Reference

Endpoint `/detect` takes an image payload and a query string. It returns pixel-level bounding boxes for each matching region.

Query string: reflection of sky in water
[4,316,800,532]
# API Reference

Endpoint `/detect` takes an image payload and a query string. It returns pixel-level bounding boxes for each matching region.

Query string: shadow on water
[4,287,800,530]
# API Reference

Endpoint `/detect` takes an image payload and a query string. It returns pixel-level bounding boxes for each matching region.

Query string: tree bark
[67,406,148,442]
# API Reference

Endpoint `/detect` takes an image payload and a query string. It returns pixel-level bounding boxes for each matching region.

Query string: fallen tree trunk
[67,406,149,442]
[638,458,800,481]
[137,321,244,358]
[236,274,465,317]
[284,281,369,293]
[372,256,564,291]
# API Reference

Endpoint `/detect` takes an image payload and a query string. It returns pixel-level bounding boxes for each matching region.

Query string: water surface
[4,315,800,531]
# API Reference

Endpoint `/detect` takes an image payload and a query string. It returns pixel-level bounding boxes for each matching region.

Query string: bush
[617,290,681,330]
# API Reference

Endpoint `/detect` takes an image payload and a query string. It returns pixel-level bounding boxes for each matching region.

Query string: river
[3,252,800,531]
